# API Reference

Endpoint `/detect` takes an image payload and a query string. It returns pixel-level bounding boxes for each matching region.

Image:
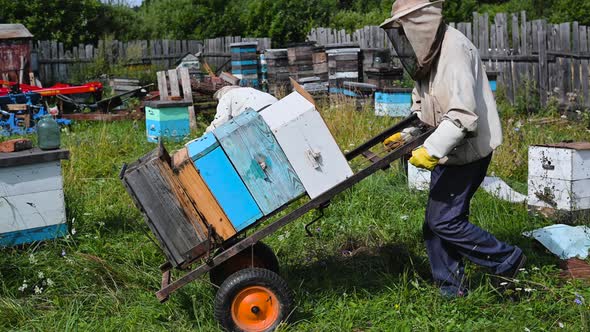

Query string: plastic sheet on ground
[523,224,590,259]
[481,176,528,204]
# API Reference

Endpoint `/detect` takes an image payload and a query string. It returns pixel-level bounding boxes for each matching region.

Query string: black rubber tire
[214,268,293,332]
[210,242,279,287]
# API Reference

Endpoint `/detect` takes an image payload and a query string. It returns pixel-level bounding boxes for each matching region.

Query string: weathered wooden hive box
[185,132,263,232]
[374,88,413,117]
[528,142,590,221]
[326,45,361,88]
[0,149,69,246]
[121,145,209,267]
[145,100,192,143]
[260,89,353,199]
[213,109,305,216]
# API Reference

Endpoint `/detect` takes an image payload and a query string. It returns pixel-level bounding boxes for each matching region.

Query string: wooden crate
[260,88,353,199]
[214,109,305,215]
[121,144,209,267]
[0,149,70,247]
[528,143,590,219]
[186,132,263,232]
[172,148,237,240]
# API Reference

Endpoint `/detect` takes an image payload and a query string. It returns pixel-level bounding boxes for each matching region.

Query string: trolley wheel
[214,268,293,332]
[210,242,279,287]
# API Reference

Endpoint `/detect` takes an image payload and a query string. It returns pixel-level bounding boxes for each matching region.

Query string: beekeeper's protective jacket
[413,26,503,165]
[206,88,278,132]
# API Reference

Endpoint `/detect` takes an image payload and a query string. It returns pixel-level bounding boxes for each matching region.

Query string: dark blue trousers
[424,154,522,291]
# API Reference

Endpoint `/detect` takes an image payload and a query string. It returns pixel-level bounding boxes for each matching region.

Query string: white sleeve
[423,119,466,158]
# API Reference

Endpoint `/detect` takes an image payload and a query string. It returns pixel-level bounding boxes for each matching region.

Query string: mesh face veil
[385,27,421,80]
[384,4,446,80]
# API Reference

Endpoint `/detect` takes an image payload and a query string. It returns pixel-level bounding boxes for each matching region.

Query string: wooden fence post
[538,20,548,106]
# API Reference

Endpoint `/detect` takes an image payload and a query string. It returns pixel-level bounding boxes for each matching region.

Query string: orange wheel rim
[231,286,280,332]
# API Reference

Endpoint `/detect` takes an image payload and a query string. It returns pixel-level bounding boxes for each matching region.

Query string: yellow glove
[409,147,439,171]
[383,133,404,149]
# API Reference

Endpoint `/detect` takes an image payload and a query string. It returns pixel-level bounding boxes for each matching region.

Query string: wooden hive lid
[534,142,590,151]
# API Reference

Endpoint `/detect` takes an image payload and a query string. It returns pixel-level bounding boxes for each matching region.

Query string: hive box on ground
[528,143,590,222]
[260,84,353,199]
[172,148,237,240]
[121,144,209,267]
[407,161,431,191]
[214,110,305,215]
[145,101,192,143]
[375,88,412,117]
[0,149,69,247]
[186,132,263,232]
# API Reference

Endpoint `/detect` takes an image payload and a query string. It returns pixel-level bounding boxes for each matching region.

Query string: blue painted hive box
[231,42,259,88]
[213,109,305,216]
[374,88,413,117]
[186,132,263,232]
[146,101,192,143]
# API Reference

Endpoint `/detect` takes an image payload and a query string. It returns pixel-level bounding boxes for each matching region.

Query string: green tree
[0,0,104,46]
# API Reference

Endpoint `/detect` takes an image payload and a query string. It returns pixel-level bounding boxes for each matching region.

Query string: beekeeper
[381,0,525,297]
[206,86,278,132]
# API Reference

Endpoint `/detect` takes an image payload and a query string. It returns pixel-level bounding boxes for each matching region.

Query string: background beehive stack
[288,42,316,82]
[230,42,259,88]
[312,45,329,82]
[326,43,361,92]
[265,49,291,95]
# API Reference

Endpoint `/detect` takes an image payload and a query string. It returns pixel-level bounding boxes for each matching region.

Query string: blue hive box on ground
[186,132,263,232]
[146,101,192,143]
[374,88,412,117]
[214,109,305,215]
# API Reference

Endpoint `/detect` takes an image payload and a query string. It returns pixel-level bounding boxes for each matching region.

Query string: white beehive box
[408,162,431,191]
[260,83,353,198]
[528,143,590,212]
[0,149,69,247]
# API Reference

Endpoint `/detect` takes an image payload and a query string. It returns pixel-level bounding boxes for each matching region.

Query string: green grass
[1,100,590,331]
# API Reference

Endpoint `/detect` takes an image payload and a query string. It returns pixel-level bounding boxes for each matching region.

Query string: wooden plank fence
[34,39,203,84]
[308,11,590,107]
[33,37,271,85]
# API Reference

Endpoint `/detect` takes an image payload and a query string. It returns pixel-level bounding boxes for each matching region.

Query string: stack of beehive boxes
[124,83,355,267]
[231,42,259,88]
[287,43,316,82]
[181,85,353,233]
[326,44,361,91]
[265,49,290,95]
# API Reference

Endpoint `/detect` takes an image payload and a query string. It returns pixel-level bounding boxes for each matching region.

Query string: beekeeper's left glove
[409,147,439,171]
[383,127,421,150]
